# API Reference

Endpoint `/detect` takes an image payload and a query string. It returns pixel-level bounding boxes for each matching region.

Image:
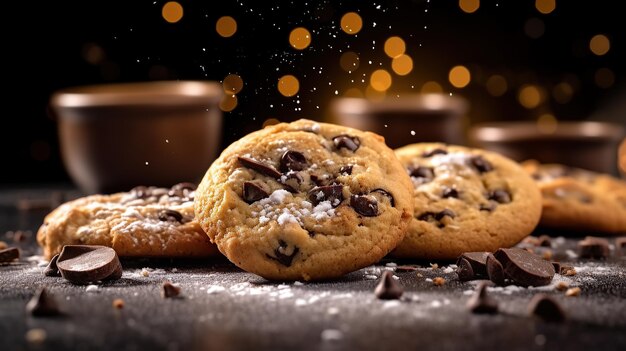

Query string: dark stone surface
[1,188,626,351]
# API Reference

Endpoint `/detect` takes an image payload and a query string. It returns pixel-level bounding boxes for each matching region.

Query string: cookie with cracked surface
[194,119,413,280]
[392,143,542,259]
[523,161,626,234]
[37,183,219,259]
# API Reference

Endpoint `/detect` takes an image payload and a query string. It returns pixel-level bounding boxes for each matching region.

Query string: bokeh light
[370,69,392,92]
[365,85,386,101]
[535,0,556,15]
[589,34,610,56]
[421,81,443,94]
[518,84,544,109]
[82,43,105,65]
[391,54,413,76]
[222,74,244,94]
[162,2,183,23]
[524,18,545,39]
[384,36,406,58]
[289,27,312,50]
[216,16,237,38]
[339,51,360,72]
[448,66,471,88]
[459,0,480,14]
[537,113,558,134]
[341,12,363,35]
[219,94,238,112]
[552,82,573,104]
[278,75,300,97]
[343,88,363,97]
[486,75,508,96]
[594,68,615,89]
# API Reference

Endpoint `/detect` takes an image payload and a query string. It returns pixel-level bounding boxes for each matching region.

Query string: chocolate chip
[457,252,490,277]
[131,186,151,199]
[456,257,475,281]
[158,209,184,223]
[238,156,282,178]
[168,182,197,197]
[279,172,304,193]
[371,188,395,207]
[267,240,299,267]
[333,135,360,152]
[442,187,459,199]
[409,166,434,181]
[494,248,555,287]
[56,245,123,285]
[44,254,61,277]
[26,287,61,317]
[488,189,511,204]
[339,165,353,175]
[350,194,379,217]
[577,236,610,259]
[437,209,456,220]
[279,151,308,173]
[486,254,506,286]
[466,281,498,314]
[468,155,493,173]
[243,181,270,203]
[479,203,496,212]
[0,247,19,263]
[537,235,552,247]
[528,294,566,323]
[417,209,456,228]
[374,271,403,300]
[552,262,561,273]
[310,173,334,186]
[308,185,344,207]
[161,281,181,298]
[422,148,448,157]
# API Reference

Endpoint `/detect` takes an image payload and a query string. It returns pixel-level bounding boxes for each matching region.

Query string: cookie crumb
[25,328,47,344]
[541,250,553,261]
[430,263,439,269]
[563,269,577,276]
[112,298,125,309]
[162,281,181,298]
[141,268,150,277]
[416,272,423,278]
[555,281,569,291]
[433,277,446,286]
[565,287,581,297]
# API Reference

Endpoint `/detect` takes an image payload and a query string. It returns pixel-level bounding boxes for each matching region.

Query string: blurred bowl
[469,121,625,175]
[329,93,469,148]
[51,81,223,194]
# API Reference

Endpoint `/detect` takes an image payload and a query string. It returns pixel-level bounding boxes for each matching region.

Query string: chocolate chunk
[158,209,184,223]
[456,257,475,281]
[479,203,496,212]
[243,181,269,203]
[466,281,498,314]
[339,165,353,175]
[44,254,61,277]
[468,155,493,173]
[417,209,456,228]
[374,271,403,300]
[26,287,61,317]
[577,236,610,259]
[488,189,511,204]
[551,262,561,273]
[409,166,434,181]
[308,185,344,207]
[56,245,123,285]
[494,248,555,287]
[442,187,459,199]
[279,172,304,192]
[131,186,151,199]
[537,235,552,247]
[422,148,448,157]
[279,151,308,173]
[237,156,282,178]
[267,240,299,267]
[371,188,395,207]
[486,254,506,286]
[528,294,566,323]
[332,135,360,152]
[457,252,489,277]
[161,281,181,298]
[350,194,379,217]
[0,247,19,263]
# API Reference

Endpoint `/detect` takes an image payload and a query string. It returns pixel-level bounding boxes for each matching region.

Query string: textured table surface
[1,187,626,351]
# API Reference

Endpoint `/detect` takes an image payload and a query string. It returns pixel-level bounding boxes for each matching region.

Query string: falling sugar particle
[165,139,169,143]
[411,130,416,136]
[384,124,388,128]
[335,90,339,95]
[145,162,149,166]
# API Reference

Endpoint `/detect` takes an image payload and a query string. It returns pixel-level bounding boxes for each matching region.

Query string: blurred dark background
[3,0,624,184]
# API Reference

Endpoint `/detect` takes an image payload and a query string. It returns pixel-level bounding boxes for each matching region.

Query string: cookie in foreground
[37,184,219,259]
[194,119,413,280]
[392,143,542,259]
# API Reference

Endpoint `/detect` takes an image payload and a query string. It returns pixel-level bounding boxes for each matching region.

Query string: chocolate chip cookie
[37,183,219,259]
[523,161,626,234]
[392,143,542,259]
[194,119,413,280]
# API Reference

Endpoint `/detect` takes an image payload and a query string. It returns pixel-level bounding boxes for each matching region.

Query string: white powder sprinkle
[86,285,99,292]
[293,281,304,286]
[364,274,378,280]
[443,267,455,274]
[321,329,343,341]
[327,307,339,315]
[206,285,226,294]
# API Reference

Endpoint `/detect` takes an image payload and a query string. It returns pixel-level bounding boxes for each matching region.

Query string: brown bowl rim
[469,121,625,142]
[330,93,469,115]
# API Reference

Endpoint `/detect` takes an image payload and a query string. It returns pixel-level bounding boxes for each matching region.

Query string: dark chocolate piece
[488,189,511,204]
[537,235,552,247]
[466,281,498,314]
[332,135,360,152]
[479,203,496,212]
[279,172,304,193]
[371,189,395,207]
[494,248,555,287]
[468,155,493,173]
[44,254,61,277]
[350,194,379,217]
[551,262,561,274]
[161,281,181,298]
[158,209,184,223]
[442,187,459,199]
[577,236,610,259]
[279,151,307,173]
[528,294,566,323]
[243,181,270,203]
[409,166,434,181]
[339,165,353,175]
[374,271,403,300]
[456,252,489,277]
[308,185,344,207]
[486,254,506,286]
[238,156,282,178]
[267,240,299,267]
[417,209,456,228]
[26,287,61,316]
[56,245,123,285]
[0,247,19,263]
[422,148,448,157]
[456,257,475,281]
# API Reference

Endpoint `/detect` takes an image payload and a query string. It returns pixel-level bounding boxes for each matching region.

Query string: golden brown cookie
[393,143,542,259]
[194,119,413,281]
[37,184,219,259]
[523,161,626,234]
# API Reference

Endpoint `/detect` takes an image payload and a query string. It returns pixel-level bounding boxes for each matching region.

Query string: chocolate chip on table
[237,156,282,179]
[422,148,448,157]
[56,245,123,285]
[551,262,561,274]
[339,165,353,175]
[243,181,270,203]
[577,236,610,259]
[374,271,403,300]
[486,254,506,286]
[44,254,61,277]
[468,155,493,173]
[350,195,379,217]
[0,247,19,263]
[457,252,490,278]
[409,166,434,182]
[158,209,184,223]
[442,187,459,199]
[279,151,308,173]
[494,248,555,287]
[267,240,299,267]
[528,294,566,323]
[26,287,61,317]
[371,189,395,207]
[466,281,498,314]
[488,189,511,204]
[456,257,475,281]
[308,185,344,207]
[333,135,361,152]
[161,281,181,298]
